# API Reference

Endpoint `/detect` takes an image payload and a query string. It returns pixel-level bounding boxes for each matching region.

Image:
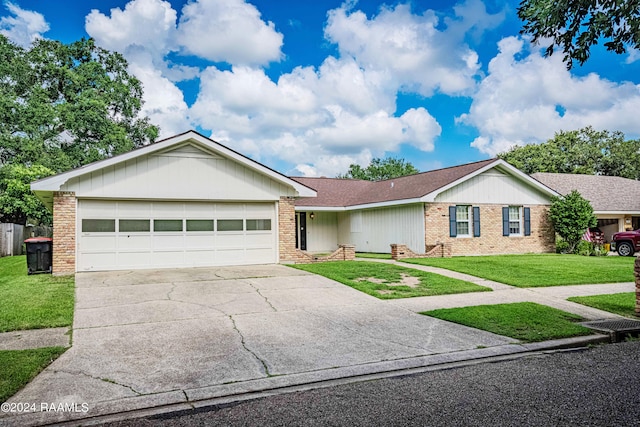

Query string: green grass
[568,293,636,318]
[422,302,593,342]
[355,252,392,260]
[403,254,635,287]
[0,256,74,332]
[289,261,489,299]
[0,347,67,402]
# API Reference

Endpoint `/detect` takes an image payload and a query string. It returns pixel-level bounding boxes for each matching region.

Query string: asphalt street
[99,340,640,427]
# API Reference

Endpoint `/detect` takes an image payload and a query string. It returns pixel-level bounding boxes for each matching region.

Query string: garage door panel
[78,201,276,271]
[118,235,152,250]
[79,235,116,251]
[117,252,152,268]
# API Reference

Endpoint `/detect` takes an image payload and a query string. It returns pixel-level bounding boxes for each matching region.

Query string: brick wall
[278,196,297,263]
[52,192,76,275]
[424,203,555,256]
[391,243,451,260]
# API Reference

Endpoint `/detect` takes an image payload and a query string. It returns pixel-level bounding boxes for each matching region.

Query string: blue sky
[1,0,639,177]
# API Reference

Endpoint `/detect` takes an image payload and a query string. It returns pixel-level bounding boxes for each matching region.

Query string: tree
[549,190,597,254]
[337,157,419,181]
[518,0,640,69]
[498,127,640,180]
[0,164,54,225]
[0,35,159,172]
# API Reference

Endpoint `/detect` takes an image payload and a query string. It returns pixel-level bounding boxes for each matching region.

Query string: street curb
[0,334,611,427]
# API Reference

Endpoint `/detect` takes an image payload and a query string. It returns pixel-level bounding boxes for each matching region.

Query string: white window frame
[455,205,472,238]
[508,206,523,236]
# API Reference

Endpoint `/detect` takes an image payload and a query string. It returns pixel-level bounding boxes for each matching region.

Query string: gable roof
[532,172,640,213]
[32,130,316,204]
[293,159,557,210]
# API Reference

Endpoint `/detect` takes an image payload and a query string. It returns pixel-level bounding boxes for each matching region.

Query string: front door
[295,212,307,250]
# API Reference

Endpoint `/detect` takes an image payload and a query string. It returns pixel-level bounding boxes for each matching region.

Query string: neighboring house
[32,131,316,274]
[532,173,640,243]
[292,159,558,256]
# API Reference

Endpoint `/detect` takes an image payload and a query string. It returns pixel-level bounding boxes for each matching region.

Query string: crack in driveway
[228,315,272,377]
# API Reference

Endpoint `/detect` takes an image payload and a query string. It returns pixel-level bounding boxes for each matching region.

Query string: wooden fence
[0,223,53,257]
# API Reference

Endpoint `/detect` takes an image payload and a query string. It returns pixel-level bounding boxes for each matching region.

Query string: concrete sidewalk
[1,262,631,427]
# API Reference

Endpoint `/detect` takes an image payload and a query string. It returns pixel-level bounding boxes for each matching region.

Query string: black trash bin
[24,237,53,275]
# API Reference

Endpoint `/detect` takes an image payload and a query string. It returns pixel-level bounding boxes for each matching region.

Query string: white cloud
[324,0,503,96]
[460,36,640,156]
[86,0,176,59]
[176,0,283,65]
[0,2,48,47]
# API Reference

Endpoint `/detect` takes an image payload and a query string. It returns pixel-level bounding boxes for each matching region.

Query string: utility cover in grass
[422,302,593,342]
[290,261,489,299]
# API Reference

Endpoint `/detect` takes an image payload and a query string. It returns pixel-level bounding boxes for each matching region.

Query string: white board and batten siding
[60,144,296,201]
[435,169,550,205]
[305,212,339,252]
[337,204,425,253]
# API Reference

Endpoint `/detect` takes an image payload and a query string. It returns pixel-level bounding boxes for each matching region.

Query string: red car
[611,229,640,257]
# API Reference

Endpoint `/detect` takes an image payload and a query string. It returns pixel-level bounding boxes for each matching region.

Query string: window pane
[509,222,520,234]
[509,206,520,221]
[456,205,469,220]
[246,219,271,231]
[82,219,115,232]
[154,219,183,232]
[457,222,469,235]
[186,220,214,232]
[119,219,150,232]
[217,219,243,231]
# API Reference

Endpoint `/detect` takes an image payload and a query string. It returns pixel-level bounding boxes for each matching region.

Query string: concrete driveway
[7,264,512,424]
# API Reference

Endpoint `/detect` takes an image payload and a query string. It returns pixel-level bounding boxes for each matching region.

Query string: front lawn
[0,256,74,332]
[355,252,392,260]
[289,261,489,299]
[422,302,593,342]
[568,293,636,318]
[403,254,635,287]
[0,347,67,403]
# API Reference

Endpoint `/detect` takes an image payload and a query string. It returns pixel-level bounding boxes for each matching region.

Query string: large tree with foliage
[0,35,159,224]
[549,190,597,254]
[519,0,640,69]
[0,35,158,172]
[337,157,419,181]
[498,127,640,180]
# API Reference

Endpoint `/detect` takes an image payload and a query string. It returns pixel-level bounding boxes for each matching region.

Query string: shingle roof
[532,173,640,212]
[292,159,498,207]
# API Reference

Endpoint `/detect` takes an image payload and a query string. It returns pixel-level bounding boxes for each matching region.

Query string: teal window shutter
[502,207,509,236]
[449,206,457,237]
[473,206,480,237]
[524,207,531,236]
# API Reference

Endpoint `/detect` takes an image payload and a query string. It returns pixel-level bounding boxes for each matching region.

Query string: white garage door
[77,200,277,271]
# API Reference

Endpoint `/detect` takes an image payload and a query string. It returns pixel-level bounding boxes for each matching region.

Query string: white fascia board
[419,159,560,202]
[31,131,317,198]
[595,211,640,215]
[294,198,423,212]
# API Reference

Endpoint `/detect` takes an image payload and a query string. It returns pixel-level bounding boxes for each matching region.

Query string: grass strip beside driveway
[289,261,489,299]
[0,347,67,403]
[422,302,593,342]
[403,254,634,287]
[0,256,74,332]
[568,293,636,318]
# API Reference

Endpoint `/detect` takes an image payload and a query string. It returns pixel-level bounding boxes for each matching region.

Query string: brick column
[278,196,296,263]
[635,257,640,317]
[52,192,76,275]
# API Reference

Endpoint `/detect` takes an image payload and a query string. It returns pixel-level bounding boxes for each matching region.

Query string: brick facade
[424,203,555,256]
[278,196,297,263]
[52,192,76,275]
